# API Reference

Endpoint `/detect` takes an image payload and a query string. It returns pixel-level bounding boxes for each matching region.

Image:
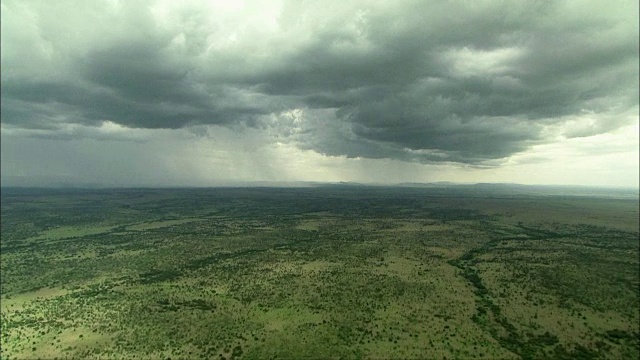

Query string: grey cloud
[1,0,637,164]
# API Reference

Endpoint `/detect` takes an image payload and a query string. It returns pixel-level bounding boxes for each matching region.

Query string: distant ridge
[1,177,637,199]
[305,182,639,199]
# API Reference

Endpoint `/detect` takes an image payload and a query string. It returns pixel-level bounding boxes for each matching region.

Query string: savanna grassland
[1,186,638,359]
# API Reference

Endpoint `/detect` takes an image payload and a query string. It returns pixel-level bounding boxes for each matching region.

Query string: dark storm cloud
[2,38,275,130]
[1,0,637,163]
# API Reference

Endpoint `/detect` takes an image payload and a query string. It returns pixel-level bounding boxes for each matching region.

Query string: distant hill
[1,177,637,199]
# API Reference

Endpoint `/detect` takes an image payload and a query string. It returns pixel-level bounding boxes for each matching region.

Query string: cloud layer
[2,0,638,164]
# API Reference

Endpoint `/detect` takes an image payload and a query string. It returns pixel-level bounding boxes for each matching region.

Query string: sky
[1,0,638,188]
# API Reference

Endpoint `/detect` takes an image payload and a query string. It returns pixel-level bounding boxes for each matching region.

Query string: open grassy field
[1,186,638,359]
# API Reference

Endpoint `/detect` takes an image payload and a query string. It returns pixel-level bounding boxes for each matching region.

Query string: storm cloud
[1,0,638,166]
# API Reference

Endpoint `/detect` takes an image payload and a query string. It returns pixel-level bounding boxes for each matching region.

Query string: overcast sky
[1,0,638,187]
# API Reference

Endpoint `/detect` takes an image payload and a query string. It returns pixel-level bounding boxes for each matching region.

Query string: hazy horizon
[2,0,638,188]
[2,177,638,195]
